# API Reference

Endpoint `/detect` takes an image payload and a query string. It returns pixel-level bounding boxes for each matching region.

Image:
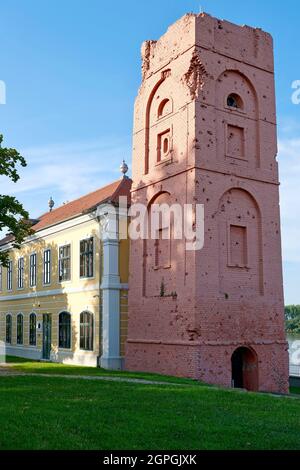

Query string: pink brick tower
[126,13,289,393]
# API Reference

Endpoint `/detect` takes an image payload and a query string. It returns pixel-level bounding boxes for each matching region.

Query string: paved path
[0,368,186,386]
[1,367,299,399]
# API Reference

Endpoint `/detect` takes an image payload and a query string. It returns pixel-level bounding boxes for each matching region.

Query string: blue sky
[0,0,299,304]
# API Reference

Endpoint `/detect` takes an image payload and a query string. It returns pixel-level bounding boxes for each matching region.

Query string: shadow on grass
[3,355,203,385]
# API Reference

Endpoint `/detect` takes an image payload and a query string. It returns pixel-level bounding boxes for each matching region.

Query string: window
[29,313,36,346]
[158,98,172,118]
[17,257,24,289]
[59,311,71,349]
[30,253,37,287]
[59,245,71,282]
[157,129,171,162]
[17,314,23,345]
[7,261,12,291]
[151,192,172,270]
[154,227,171,269]
[229,225,248,267]
[43,249,51,285]
[80,238,94,278]
[0,264,2,291]
[80,311,93,351]
[227,93,243,109]
[226,124,245,160]
[6,314,12,344]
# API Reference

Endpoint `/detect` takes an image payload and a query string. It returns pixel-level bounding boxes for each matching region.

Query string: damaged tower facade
[126,13,289,393]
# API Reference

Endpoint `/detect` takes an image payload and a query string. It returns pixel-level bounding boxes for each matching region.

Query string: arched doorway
[231,347,258,391]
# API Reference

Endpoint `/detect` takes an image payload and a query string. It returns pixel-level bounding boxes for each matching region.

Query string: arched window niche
[226,93,244,110]
[17,313,23,345]
[80,311,93,351]
[59,311,71,349]
[157,98,172,119]
[29,312,37,346]
[6,314,12,344]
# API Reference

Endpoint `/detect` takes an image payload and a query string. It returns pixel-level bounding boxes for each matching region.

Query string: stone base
[5,345,41,361]
[100,356,124,371]
[125,340,290,394]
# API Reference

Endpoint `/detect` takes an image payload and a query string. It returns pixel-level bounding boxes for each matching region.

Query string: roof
[0,177,132,247]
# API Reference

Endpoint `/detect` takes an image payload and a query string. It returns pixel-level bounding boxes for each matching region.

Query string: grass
[0,357,300,450]
[3,356,200,384]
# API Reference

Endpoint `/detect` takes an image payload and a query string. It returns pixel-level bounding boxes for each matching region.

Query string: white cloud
[278,137,300,263]
[0,137,131,217]
[0,123,298,305]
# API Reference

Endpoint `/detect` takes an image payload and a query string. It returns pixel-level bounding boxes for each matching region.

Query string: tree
[0,134,33,266]
[285,305,300,334]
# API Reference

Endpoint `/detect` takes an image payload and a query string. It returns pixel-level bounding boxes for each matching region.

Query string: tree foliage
[285,305,300,334]
[0,134,33,266]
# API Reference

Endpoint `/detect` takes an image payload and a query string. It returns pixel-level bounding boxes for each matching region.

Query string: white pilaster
[98,207,123,370]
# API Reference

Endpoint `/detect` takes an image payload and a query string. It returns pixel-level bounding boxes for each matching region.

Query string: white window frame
[17,257,25,290]
[79,310,94,351]
[29,312,37,347]
[29,252,37,288]
[58,310,72,350]
[7,261,12,291]
[79,236,95,280]
[5,313,12,344]
[58,243,72,283]
[43,249,51,286]
[16,312,24,345]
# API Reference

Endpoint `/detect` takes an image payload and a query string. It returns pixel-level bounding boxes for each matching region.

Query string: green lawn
[3,356,199,384]
[0,358,300,450]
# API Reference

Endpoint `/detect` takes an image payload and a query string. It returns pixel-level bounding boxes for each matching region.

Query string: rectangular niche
[157,129,171,163]
[226,124,245,160]
[228,224,248,268]
[154,227,171,269]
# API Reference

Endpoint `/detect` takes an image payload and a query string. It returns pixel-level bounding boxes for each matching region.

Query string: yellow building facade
[0,177,131,368]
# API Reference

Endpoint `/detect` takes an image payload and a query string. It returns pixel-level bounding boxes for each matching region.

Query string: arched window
[80,311,93,351]
[6,314,12,344]
[157,98,172,118]
[29,313,37,346]
[59,311,71,349]
[227,93,243,109]
[17,313,23,345]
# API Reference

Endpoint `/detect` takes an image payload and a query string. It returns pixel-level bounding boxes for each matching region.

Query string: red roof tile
[0,178,132,246]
